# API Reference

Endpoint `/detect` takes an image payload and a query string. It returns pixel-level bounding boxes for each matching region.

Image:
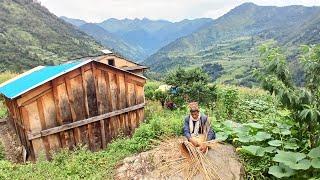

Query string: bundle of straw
[151,138,223,180]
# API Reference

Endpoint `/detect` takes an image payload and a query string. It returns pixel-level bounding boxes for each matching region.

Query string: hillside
[79,23,146,60]
[0,0,103,72]
[144,3,320,85]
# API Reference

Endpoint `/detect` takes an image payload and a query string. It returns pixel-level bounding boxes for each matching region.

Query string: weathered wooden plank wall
[6,61,145,160]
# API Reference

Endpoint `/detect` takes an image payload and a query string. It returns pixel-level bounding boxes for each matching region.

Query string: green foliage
[0,72,17,118]
[164,67,217,108]
[256,44,320,149]
[0,0,102,72]
[268,164,295,178]
[0,141,5,160]
[144,81,162,100]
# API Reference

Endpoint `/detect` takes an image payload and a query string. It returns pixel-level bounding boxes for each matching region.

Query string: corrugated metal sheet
[0,60,91,99]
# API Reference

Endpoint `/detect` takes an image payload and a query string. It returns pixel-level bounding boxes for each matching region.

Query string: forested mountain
[98,18,213,56]
[144,3,320,86]
[0,0,103,72]
[79,23,146,61]
[62,17,213,60]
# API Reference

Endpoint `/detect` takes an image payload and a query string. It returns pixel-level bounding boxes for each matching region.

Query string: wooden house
[0,59,146,160]
[96,50,149,75]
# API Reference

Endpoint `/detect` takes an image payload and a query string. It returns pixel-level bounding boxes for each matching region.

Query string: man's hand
[199,143,208,153]
[189,138,200,147]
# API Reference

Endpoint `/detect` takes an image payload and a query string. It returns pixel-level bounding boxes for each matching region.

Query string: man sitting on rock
[183,102,216,153]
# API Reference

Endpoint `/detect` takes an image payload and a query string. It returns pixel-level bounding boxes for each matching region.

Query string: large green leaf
[265,146,277,153]
[240,145,266,157]
[268,164,295,178]
[268,140,283,147]
[236,135,255,143]
[284,142,299,150]
[223,120,241,130]
[244,122,263,129]
[308,146,320,158]
[273,151,310,170]
[216,132,229,141]
[286,159,311,170]
[234,126,250,135]
[236,134,256,143]
[254,131,272,141]
[311,158,320,169]
[272,128,291,135]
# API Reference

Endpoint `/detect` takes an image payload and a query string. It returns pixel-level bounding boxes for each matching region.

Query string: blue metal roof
[0,60,91,99]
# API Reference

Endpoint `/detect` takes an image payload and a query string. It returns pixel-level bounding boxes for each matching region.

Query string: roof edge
[7,59,93,99]
[0,66,45,88]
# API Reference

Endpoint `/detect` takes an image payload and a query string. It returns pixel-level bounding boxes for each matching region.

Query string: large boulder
[115,137,245,180]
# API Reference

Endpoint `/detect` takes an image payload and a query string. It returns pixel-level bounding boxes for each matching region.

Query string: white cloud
[38,0,320,22]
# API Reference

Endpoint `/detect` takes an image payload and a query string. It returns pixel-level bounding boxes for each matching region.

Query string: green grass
[0,142,5,161]
[0,72,17,118]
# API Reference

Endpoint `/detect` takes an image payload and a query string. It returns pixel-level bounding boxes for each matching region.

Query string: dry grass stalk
[151,138,223,180]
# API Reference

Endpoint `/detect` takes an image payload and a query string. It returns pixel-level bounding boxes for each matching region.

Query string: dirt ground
[0,119,24,163]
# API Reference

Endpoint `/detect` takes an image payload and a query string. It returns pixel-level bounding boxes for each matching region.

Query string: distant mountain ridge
[0,0,103,72]
[143,3,320,85]
[60,16,87,27]
[78,23,146,61]
[61,17,213,61]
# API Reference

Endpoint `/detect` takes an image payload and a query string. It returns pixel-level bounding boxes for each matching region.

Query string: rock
[117,164,128,174]
[115,137,245,180]
[123,156,136,164]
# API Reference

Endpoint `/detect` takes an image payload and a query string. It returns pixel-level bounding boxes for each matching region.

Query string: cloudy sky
[38,0,320,23]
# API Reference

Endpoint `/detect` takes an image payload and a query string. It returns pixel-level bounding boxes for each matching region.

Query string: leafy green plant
[164,67,217,108]
[256,43,320,148]
[0,141,5,160]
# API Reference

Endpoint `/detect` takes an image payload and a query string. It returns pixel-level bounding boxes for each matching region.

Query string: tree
[164,67,217,108]
[255,43,320,148]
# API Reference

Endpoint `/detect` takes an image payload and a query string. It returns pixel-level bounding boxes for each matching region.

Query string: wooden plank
[87,63,102,151]
[125,74,146,85]
[65,76,81,145]
[56,82,76,150]
[92,65,105,149]
[104,71,112,112]
[37,98,50,159]
[80,67,91,148]
[17,83,51,106]
[51,81,67,149]
[69,74,89,146]
[41,92,61,152]
[103,71,113,142]
[19,89,51,107]
[81,66,95,150]
[97,69,109,148]
[27,103,145,140]
[21,107,35,160]
[118,75,126,109]
[109,72,118,111]
[25,102,45,160]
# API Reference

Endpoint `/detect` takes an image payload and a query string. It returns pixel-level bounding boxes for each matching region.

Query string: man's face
[191,111,199,120]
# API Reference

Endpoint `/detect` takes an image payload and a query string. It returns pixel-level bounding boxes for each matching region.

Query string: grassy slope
[0,72,17,118]
[0,0,103,72]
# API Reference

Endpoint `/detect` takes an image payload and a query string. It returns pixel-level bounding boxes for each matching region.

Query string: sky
[37,0,320,23]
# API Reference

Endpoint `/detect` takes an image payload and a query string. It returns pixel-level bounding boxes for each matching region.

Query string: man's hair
[190,109,199,113]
